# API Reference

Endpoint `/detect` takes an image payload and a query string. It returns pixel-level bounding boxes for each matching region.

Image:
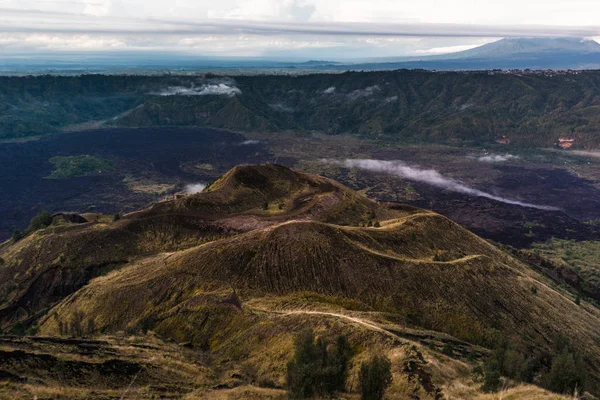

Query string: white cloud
[155,83,241,97]
[415,44,486,55]
[477,154,520,163]
[83,0,112,17]
[269,103,295,112]
[3,1,600,58]
[348,85,380,99]
[217,0,316,22]
[6,0,600,26]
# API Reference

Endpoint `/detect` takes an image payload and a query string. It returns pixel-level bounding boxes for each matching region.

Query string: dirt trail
[256,308,406,343]
[349,240,485,264]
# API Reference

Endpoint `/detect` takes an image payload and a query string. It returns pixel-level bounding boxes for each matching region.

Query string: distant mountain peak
[446,37,600,59]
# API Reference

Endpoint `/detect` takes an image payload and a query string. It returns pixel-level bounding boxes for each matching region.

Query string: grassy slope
[0,164,597,398]
[0,165,390,327]
[37,215,600,378]
[532,238,600,298]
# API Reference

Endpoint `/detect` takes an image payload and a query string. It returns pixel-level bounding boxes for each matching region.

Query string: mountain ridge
[418,37,600,61]
[5,71,600,148]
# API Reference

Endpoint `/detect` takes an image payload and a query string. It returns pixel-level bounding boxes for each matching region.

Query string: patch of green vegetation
[531,238,600,304]
[402,184,419,201]
[287,329,351,399]
[11,210,54,241]
[482,336,587,395]
[28,210,53,231]
[47,155,114,179]
[523,221,545,229]
[533,239,600,277]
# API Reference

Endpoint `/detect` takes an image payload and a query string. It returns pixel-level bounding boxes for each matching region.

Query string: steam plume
[184,183,206,194]
[342,159,559,211]
[240,139,260,145]
[347,85,380,100]
[562,150,600,159]
[477,154,519,162]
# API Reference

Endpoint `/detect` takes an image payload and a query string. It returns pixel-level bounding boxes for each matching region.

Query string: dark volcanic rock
[0,127,272,241]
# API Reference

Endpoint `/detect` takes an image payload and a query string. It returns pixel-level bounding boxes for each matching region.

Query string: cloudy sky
[2,0,600,59]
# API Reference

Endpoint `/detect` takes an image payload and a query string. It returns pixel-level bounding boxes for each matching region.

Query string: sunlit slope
[40,212,600,383]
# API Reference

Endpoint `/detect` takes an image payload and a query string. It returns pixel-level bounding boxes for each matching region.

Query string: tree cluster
[482,336,587,395]
[287,329,351,398]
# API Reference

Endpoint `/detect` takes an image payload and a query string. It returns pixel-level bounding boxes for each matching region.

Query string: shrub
[263,202,269,211]
[11,229,24,241]
[287,329,351,398]
[28,210,53,232]
[542,349,587,395]
[11,322,26,336]
[113,213,122,221]
[530,286,538,295]
[25,324,39,336]
[481,336,573,393]
[442,342,454,356]
[138,317,156,334]
[482,356,501,392]
[467,350,478,363]
[374,221,381,228]
[359,355,392,400]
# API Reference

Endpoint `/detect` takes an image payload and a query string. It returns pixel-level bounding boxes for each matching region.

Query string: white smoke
[348,85,380,100]
[155,83,241,97]
[184,183,207,194]
[477,154,519,162]
[240,139,260,145]
[269,103,295,113]
[323,86,336,94]
[341,159,559,211]
[562,150,600,159]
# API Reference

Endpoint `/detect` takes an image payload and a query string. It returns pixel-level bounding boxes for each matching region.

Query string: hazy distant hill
[338,37,600,70]
[441,37,600,59]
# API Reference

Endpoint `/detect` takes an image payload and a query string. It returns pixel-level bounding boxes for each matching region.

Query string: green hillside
[3,71,600,148]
